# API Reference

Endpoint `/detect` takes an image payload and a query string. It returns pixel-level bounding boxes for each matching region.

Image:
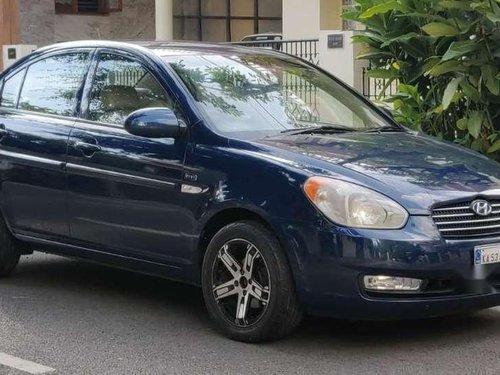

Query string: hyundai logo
[471,199,493,216]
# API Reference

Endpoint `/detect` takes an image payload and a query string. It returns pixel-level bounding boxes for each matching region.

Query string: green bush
[343,0,500,157]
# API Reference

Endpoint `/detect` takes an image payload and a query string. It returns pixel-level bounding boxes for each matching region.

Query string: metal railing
[228,39,320,65]
[362,67,399,101]
[282,73,320,123]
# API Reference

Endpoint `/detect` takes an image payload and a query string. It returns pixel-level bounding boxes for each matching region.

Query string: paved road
[0,253,499,375]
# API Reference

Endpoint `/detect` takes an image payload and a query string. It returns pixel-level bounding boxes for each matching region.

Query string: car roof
[0,40,297,80]
[36,40,283,59]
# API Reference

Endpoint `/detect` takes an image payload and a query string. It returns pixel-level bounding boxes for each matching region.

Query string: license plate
[474,244,500,265]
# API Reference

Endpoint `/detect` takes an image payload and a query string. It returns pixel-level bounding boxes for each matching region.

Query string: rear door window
[0,69,25,108]
[18,52,90,116]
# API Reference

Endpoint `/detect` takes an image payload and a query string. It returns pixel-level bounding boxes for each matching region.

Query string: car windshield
[163,52,396,139]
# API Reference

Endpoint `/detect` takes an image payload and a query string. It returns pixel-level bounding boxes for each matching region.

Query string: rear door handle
[0,124,9,139]
[74,141,101,156]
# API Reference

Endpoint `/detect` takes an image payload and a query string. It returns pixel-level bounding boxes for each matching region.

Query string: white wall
[283,0,366,91]
[282,0,320,40]
[318,30,368,92]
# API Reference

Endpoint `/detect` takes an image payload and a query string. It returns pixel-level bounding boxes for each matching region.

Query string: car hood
[252,131,500,214]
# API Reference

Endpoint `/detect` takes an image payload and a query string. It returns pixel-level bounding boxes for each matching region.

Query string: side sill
[14,233,196,284]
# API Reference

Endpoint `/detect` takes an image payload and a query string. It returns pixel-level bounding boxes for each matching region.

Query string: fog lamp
[363,275,423,292]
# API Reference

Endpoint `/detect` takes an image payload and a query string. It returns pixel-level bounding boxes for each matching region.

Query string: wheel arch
[195,206,290,282]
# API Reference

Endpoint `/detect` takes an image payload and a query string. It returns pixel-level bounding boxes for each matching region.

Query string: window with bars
[55,0,122,15]
[173,0,282,42]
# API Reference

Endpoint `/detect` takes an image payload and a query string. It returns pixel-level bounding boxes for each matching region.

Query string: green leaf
[443,77,463,110]
[380,32,420,47]
[426,60,468,77]
[367,69,400,79]
[442,40,477,61]
[459,81,481,102]
[352,32,386,45]
[398,84,420,100]
[487,12,500,23]
[421,22,460,36]
[356,47,393,60]
[422,57,442,72]
[481,65,500,95]
[487,1,500,23]
[457,117,468,130]
[488,139,500,153]
[471,138,482,151]
[467,111,484,139]
[360,1,402,18]
[342,11,362,22]
[439,1,472,10]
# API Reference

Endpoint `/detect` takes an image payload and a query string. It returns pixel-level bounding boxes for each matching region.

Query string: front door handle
[74,141,101,157]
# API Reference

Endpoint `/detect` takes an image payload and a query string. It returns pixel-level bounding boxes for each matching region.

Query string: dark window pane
[258,19,282,34]
[78,0,98,13]
[258,0,282,17]
[55,0,73,13]
[174,18,201,41]
[19,53,89,116]
[202,0,227,16]
[231,0,254,17]
[89,54,173,125]
[202,19,227,42]
[0,70,24,108]
[173,0,199,16]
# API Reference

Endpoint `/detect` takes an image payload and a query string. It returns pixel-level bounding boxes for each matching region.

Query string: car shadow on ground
[7,253,500,350]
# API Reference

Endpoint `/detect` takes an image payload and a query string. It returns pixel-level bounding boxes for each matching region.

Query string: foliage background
[343,0,500,158]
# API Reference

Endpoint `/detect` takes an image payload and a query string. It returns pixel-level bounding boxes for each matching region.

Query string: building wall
[318,30,367,92]
[18,0,155,47]
[282,0,343,40]
[19,0,54,46]
[320,0,342,31]
[282,0,320,40]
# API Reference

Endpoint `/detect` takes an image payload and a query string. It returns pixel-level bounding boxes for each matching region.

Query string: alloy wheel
[211,239,271,327]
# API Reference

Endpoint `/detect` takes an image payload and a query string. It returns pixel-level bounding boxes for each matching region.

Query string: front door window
[88,53,174,126]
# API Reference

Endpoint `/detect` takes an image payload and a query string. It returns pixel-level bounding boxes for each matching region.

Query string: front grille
[432,200,500,239]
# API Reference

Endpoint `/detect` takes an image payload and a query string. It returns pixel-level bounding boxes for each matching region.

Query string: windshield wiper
[280,124,355,135]
[357,126,403,133]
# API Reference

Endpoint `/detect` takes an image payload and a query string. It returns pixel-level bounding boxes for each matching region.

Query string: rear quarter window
[0,69,25,108]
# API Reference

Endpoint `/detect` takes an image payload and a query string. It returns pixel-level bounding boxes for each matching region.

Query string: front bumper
[278,215,500,320]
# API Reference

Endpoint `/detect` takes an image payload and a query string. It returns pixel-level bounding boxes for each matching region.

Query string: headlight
[303,177,409,229]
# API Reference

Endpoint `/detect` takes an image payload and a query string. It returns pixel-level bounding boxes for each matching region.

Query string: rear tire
[202,220,303,342]
[0,219,20,277]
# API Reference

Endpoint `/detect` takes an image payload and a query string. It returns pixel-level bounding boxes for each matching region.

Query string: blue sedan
[0,41,499,342]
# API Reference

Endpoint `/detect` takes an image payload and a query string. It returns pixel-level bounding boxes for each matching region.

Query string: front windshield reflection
[164,53,391,138]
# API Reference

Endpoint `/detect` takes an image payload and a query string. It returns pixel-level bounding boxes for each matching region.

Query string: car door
[66,50,189,265]
[0,50,92,239]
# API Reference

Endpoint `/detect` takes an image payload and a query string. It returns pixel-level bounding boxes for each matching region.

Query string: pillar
[155,0,173,41]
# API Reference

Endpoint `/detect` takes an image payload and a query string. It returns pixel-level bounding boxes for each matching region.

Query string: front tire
[0,219,20,277]
[202,220,303,342]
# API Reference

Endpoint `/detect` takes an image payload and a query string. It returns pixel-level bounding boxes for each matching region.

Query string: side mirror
[124,108,184,138]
